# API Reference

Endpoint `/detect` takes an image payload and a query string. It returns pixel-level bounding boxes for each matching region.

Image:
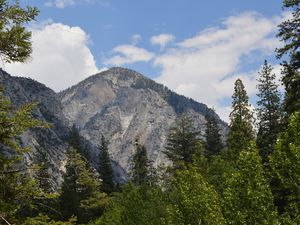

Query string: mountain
[1,67,227,186]
[0,68,127,187]
[59,67,227,172]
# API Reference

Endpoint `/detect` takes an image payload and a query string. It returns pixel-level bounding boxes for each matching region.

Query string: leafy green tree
[164,113,201,167]
[23,214,76,225]
[0,0,39,63]
[223,142,279,225]
[256,60,282,164]
[276,0,300,115]
[60,147,108,224]
[0,88,46,222]
[98,135,114,194]
[227,79,254,161]
[94,184,167,225]
[131,144,150,186]
[204,111,223,158]
[165,166,226,225]
[269,111,300,224]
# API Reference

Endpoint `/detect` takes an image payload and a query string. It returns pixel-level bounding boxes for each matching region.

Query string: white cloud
[150,33,175,49]
[45,0,108,8]
[4,22,101,92]
[104,45,154,66]
[131,34,142,45]
[154,12,282,122]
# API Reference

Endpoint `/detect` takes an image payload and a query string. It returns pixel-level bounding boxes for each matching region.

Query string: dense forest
[1,0,300,224]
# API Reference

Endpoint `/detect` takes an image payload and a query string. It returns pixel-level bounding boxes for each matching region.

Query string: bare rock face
[59,67,227,172]
[0,68,69,187]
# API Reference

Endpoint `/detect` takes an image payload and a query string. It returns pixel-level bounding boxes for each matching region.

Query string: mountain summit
[59,67,227,172]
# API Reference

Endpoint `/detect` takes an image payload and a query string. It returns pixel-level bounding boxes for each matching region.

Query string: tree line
[0,0,300,224]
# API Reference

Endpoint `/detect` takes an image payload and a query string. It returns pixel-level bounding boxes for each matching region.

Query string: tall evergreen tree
[204,110,223,158]
[256,60,282,164]
[223,143,279,225]
[276,0,300,115]
[98,135,114,194]
[227,79,254,161]
[0,0,39,63]
[269,111,300,224]
[60,147,108,224]
[131,144,150,186]
[164,113,201,167]
[0,88,46,222]
[68,125,89,161]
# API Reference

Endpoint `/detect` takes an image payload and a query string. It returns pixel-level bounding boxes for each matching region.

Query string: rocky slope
[59,67,227,172]
[0,69,127,187]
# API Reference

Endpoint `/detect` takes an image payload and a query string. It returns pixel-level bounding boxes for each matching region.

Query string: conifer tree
[256,60,282,164]
[0,0,39,63]
[227,79,254,161]
[131,144,150,186]
[98,135,114,194]
[269,111,300,224]
[60,147,107,223]
[34,147,53,193]
[204,111,223,158]
[0,88,46,222]
[69,125,89,161]
[276,0,300,115]
[164,113,201,167]
[223,143,279,225]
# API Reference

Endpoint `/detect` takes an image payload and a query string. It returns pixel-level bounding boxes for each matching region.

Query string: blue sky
[5,0,286,121]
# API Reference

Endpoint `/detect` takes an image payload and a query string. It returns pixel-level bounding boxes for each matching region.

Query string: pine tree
[256,60,282,164]
[131,144,150,186]
[98,135,114,194]
[164,113,201,167]
[0,0,39,63]
[276,0,300,115]
[223,143,279,225]
[227,79,254,161]
[69,125,89,161]
[0,88,46,222]
[204,110,223,158]
[60,147,108,223]
[34,147,53,193]
[269,111,300,224]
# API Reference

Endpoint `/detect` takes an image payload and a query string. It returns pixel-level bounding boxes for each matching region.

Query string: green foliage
[23,214,76,225]
[131,144,150,186]
[276,0,300,115]
[95,184,167,225]
[269,111,300,223]
[204,111,223,158]
[165,166,226,225]
[0,0,39,63]
[69,125,90,161]
[256,60,282,164]
[0,88,47,220]
[227,79,254,161]
[164,113,201,166]
[98,135,114,194]
[223,143,279,225]
[60,147,108,224]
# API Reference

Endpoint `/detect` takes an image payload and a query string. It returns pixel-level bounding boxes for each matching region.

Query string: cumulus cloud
[104,45,154,66]
[4,22,100,92]
[150,33,175,49]
[154,12,282,121]
[45,0,108,8]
